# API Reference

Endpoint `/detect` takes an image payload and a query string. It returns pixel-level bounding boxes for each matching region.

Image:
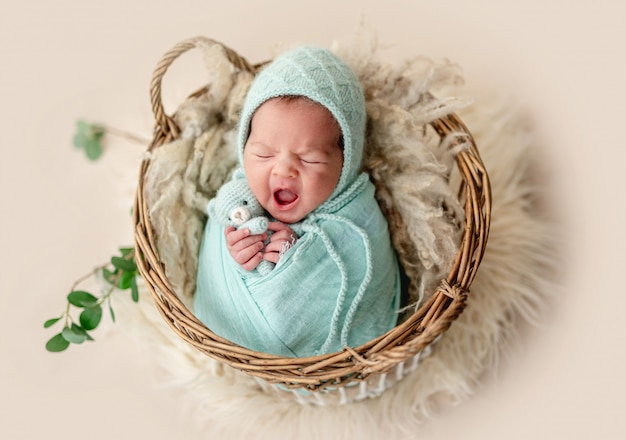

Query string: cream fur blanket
[108,37,556,439]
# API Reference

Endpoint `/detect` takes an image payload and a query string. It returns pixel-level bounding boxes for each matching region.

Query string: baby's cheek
[244,171,266,199]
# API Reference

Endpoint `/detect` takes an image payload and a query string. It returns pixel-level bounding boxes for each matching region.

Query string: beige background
[1,1,624,439]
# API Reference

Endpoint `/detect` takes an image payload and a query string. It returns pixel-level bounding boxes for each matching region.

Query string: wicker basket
[133,36,491,404]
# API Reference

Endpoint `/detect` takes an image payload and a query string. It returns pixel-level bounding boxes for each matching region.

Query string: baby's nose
[272,158,297,178]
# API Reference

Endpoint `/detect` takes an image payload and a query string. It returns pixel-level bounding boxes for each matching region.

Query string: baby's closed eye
[300,155,327,164]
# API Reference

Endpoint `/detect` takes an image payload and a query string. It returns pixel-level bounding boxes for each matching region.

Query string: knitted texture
[207,178,274,275]
[207,178,268,233]
[194,173,400,357]
[237,46,366,205]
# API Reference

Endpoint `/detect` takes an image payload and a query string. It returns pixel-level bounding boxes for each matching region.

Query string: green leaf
[76,119,105,138]
[62,325,87,344]
[73,131,88,148]
[102,267,117,284]
[117,271,132,289]
[119,247,134,257]
[84,138,103,161]
[80,306,103,330]
[73,120,105,161]
[43,317,61,328]
[130,275,139,302]
[76,119,91,133]
[67,291,98,308]
[46,333,70,352]
[109,304,116,323]
[111,256,136,272]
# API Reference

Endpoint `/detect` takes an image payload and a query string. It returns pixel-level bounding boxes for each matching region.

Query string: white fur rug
[107,38,557,440]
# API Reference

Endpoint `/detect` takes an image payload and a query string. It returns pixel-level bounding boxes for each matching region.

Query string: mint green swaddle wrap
[193,46,401,357]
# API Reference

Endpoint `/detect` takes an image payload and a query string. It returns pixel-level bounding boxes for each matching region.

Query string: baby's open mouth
[274,189,298,206]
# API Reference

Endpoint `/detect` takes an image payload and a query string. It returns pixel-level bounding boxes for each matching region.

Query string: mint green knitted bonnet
[237,46,366,209]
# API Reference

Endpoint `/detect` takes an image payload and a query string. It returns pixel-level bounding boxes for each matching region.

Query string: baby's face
[243,97,343,224]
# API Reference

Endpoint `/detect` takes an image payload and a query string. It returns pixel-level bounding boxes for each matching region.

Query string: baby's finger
[269,230,297,246]
[265,235,296,256]
[263,241,283,254]
[232,240,264,265]
[267,221,292,233]
[241,251,265,271]
[226,228,267,249]
[267,222,297,241]
[224,227,249,246]
[263,251,281,264]
[231,235,267,255]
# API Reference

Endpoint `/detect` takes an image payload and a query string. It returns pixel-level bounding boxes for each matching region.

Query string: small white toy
[208,178,274,275]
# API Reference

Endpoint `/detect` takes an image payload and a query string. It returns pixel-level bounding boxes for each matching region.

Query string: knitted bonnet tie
[292,174,375,353]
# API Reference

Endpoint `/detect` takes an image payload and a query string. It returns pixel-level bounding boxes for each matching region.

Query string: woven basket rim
[133,36,492,390]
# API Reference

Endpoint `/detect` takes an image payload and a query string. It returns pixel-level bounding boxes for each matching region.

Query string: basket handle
[149,36,255,141]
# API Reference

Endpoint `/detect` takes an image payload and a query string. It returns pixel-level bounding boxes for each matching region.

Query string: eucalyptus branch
[44,120,144,353]
[44,247,139,352]
[73,119,149,160]
[100,125,151,146]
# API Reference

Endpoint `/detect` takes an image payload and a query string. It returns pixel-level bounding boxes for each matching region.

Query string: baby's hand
[224,226,268,271]
[263,222,298,264]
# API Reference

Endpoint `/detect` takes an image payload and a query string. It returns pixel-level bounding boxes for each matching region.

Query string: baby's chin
[268,209,306,224]
[266,202,309,224]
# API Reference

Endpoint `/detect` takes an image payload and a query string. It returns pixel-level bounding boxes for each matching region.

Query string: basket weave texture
[133,36,491,393]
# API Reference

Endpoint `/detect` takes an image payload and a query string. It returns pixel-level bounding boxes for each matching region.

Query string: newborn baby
[194,46,401,357]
